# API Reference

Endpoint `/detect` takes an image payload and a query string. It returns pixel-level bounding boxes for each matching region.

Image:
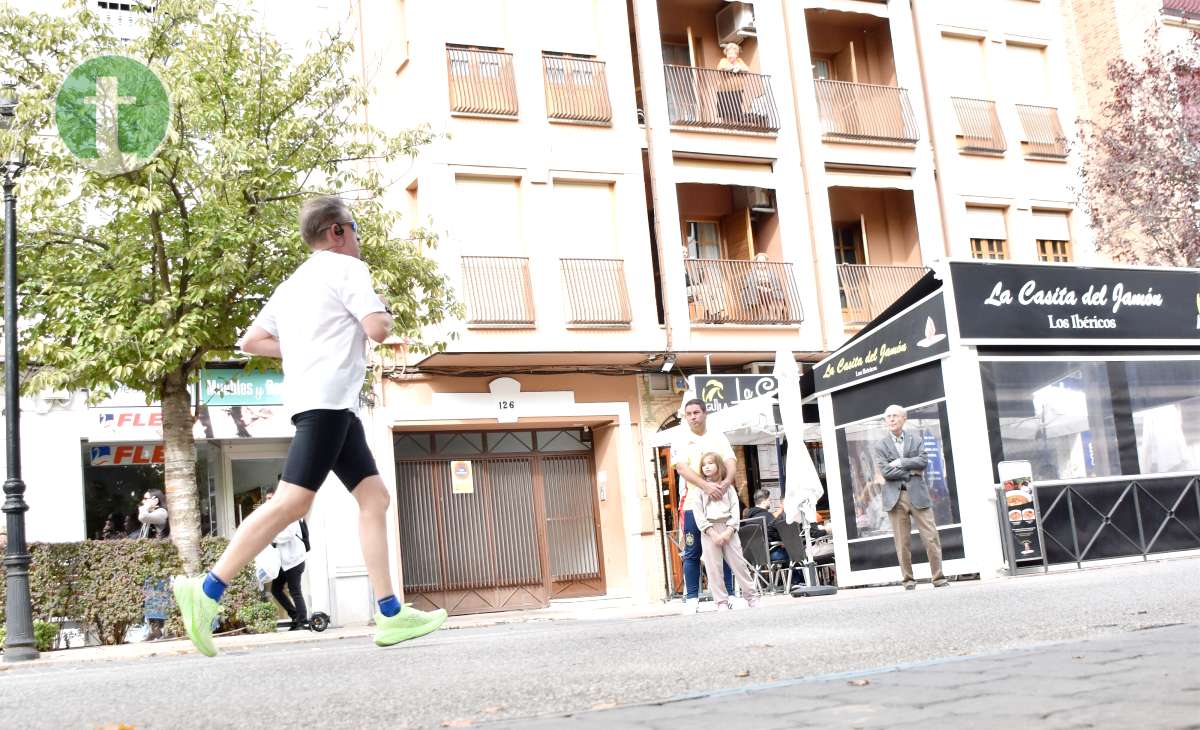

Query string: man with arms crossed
[672,398,736,613]
[173,196,447,656]
[873,404,949,591]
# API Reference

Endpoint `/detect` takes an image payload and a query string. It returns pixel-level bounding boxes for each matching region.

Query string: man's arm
[675,463,723,499]
[875,440,908,480]
[361,311,394,344]
[240,325,282,359]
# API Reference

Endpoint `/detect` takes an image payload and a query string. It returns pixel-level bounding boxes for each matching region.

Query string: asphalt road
[2,558,1198,729]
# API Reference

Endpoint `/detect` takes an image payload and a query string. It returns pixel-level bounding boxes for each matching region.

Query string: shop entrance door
[218,443,290,533]
[394,429,604,615]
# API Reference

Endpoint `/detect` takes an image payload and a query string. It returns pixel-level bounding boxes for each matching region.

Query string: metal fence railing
[447,47,518,116]
[543,55,612,124]
[559,258,632,326]
[684,258,803,325]
[461,256,535,325]
[837,263,928,328]
[814,79,919,144]
[1015,103,1069,158]
[951,97,1006,153]
[663,64,779,133]
[1034,475,1200,569]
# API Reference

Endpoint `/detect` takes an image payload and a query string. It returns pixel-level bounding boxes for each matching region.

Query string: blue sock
[378,595,402,617]
[202,571,227,602]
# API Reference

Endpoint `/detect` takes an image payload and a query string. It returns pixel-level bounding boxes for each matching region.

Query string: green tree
[0,0,458,572]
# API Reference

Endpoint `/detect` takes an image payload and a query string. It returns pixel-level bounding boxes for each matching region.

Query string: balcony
[461,256,534,326]
[951,97,1006,154]
[1015,104,1068,159]
[560,258,631,326]
[684,259,803,325]
[814,80,919,145]
[837,264,928,328]
[663,65,779,133]
[447,47,518,117]
[543,55,611,125]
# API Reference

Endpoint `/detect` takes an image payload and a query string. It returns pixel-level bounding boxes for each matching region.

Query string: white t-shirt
[670,427,737,512]
[248,250,386,416]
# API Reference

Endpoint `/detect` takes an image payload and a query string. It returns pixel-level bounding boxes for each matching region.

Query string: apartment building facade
[5,0,1103,622]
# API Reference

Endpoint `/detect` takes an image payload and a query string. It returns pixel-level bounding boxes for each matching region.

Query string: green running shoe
[374,605,447,647]
[172,574,221,657]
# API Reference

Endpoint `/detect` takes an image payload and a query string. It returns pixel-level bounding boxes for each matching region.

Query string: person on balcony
[716,42,750,124]
[743,252,787,320]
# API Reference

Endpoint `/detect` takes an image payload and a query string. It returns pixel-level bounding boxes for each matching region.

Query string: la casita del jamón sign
[950,261,1200,342]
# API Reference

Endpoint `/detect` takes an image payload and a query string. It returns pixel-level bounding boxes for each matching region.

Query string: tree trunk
[161,369,203,574]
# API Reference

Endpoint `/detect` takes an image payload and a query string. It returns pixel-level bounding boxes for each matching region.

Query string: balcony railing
[447,47,518,117]
[684,259,803,325]
[560,258,632,326]
[951,97,1006,153]
[461,256,534,326]
[663,65,779,133]
[1015,104,1069,159]
[814,79,919,144]
[837,264,928,328]
[543,55,612,125]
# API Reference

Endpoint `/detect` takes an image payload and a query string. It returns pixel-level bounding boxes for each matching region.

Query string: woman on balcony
[743,253,787,321]
[716,42,750,125]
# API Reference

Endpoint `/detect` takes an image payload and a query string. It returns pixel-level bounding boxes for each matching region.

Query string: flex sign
[90,443,164,466]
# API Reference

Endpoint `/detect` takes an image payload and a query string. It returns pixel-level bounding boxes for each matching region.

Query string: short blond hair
[298,195,350,248]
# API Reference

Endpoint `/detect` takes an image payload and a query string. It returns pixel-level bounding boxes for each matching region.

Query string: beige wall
[805,8,897,85]
[912,0,1094,265]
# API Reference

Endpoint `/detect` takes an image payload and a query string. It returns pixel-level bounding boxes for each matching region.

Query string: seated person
[744,489,786,563]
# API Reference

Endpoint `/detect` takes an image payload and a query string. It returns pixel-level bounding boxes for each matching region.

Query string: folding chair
[737,521,777,594]
[773,521,809,593]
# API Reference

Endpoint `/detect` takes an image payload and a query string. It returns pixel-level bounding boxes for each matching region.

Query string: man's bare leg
[211,482,315,582]
[351,475,396,600]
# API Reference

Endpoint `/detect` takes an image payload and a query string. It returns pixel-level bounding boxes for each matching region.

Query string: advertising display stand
[996,460,1047,575]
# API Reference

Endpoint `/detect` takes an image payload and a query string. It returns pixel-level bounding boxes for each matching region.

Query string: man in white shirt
[671,398,737,613]
[173,195,447,656]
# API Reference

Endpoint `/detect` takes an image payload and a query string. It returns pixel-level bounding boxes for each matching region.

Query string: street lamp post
[1,81,37,663]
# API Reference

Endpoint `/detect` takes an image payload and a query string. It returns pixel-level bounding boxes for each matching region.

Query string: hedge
[0,537,275,646]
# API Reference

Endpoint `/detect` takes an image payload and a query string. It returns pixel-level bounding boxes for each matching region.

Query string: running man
[172,195,447,656]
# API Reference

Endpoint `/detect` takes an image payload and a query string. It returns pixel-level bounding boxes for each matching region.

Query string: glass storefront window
[83,442,213,540]
[981,361,1122,482]
[841,403,957,539]
[1127,360,1200,474]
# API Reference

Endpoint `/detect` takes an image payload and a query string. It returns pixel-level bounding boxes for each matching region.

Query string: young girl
[695,452,761,610]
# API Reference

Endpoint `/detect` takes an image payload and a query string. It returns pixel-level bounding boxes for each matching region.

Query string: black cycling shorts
[282,409,380,491]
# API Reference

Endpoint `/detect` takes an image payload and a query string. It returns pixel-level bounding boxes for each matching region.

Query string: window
[942,35,988,97]
[833,222,866,265]
[966,206,1008,259]
[83,442,212,540]
[454,176,522,255]
[685,221,722,259]
[812,58,832,80]
[1127,361,1200,474]
[1005,43,1050,104]
[1037,239,1071,262]
[972,238,1009,260]
[447,44,503,78]
[980,361,1123,482]
[840,403,958,539]
[1033,210,1072,262]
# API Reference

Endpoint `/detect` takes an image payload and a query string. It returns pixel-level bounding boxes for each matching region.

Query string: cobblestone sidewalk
[495,623,1199,730]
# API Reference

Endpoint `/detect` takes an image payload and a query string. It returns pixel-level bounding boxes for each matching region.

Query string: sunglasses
[331,221,358,233]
